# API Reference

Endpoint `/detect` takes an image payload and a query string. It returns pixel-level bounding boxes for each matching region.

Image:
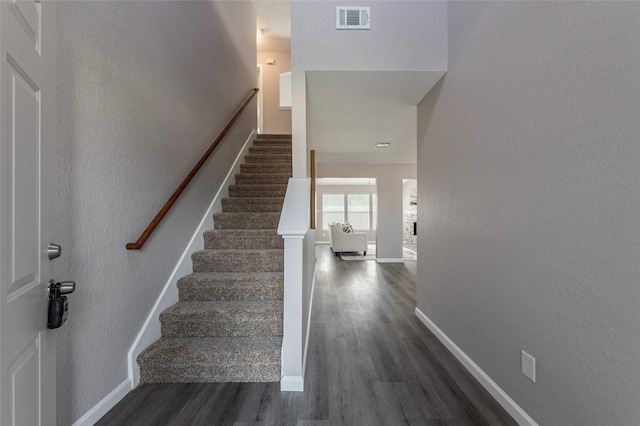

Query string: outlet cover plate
[521,350,536,383]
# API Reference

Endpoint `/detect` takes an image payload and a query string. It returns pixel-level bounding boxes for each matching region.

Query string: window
[321,192,377,231]
[322,194,345,229]
[348,194,369,230]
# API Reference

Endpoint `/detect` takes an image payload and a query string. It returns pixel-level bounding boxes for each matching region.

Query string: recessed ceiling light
[375,142,391,148]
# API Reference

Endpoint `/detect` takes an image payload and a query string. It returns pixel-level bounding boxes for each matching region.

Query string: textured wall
[417,2,640,424]
[257,51,292,134]
[290,0,447,178]
[291,0,447,72]
[55,2,256,424]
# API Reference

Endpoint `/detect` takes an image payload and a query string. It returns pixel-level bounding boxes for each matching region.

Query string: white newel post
[280,237,305,391]
[277,178,311,392]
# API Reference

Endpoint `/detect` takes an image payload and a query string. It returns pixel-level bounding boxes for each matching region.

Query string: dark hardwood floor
[96,245,517,426]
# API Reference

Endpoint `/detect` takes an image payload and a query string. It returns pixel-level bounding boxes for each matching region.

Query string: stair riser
[221,201,283,213]
[235,176,290,185]
[252,141,291,148]
[204,230,283,249]
[249,146,291,154]
[161,317,282,338]
[244,155,292,163]
[192,251,284,273]
[213,213,280,229]
[256,134,291,140]
[240,165,292,174]
[222,196,284,206]
[178,283,283,302]
[139,363,280,383]
[228,187,286,198]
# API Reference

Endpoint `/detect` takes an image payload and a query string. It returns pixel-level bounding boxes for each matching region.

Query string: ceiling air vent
[336,6,370,30]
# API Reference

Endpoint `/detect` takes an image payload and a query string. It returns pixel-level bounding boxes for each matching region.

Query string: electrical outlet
[521,350,536,383]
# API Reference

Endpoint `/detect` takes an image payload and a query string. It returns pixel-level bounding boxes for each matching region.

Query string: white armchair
[328,223,368,256]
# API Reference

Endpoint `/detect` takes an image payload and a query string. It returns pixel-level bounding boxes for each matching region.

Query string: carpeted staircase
[137,134,291,383]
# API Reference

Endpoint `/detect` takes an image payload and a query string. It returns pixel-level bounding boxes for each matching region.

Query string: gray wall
[291,0,447,72]
[290,0,447,177]
[55,2,256,424]
[257,51,292,134]
[417,2,640,425]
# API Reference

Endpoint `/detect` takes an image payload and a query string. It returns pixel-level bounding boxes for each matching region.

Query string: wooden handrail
[126,88,259,250]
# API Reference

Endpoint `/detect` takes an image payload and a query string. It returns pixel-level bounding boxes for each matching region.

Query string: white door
[0,1,57,425]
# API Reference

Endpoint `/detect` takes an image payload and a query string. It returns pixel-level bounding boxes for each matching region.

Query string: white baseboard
[280,375,304,392]
[71,379,132,426]
[127,130,256,387]
[414,308,538,426]
[376,258,403,263]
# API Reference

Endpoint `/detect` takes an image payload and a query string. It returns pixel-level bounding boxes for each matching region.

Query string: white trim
[277,178,311,237]
[414,308,539,426]
[127,130,256,387]
[257,65,263,133]
[71,378,132,426]
[280,375,304,392]
[376,258,403,263]
[301,269,316,377]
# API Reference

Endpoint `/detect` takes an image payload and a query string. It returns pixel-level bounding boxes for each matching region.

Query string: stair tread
[249,146,291,151]
[214,212,281,216]
[236,172,291,176]
[245,154,291,158]
[240,162,292,164]
[229,184,288,187]
[204,229,281,237]
[230,185,289,188]
[240,167,292,172]
[204,229,280,235]
[256,134,291,139]
[240,163,292,166]
[194,248,283,254]
[235,175,291,181]
[228,187,287,198]
[179,271,283,283]
[163,300,283,314]
[223,197,284,202]
[253,142,290,145]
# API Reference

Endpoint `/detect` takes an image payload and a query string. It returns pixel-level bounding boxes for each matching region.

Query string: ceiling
[251,1,446,165]
[307,71,446,164]
[253,0,291,52]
